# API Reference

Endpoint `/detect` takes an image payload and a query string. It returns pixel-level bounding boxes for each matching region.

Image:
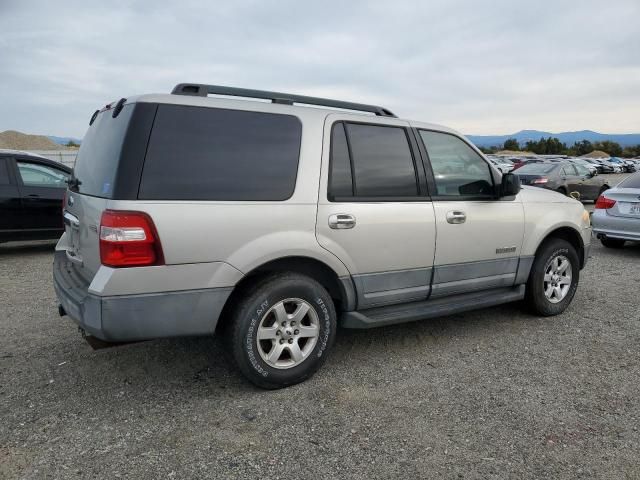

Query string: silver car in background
[592,173,640,248]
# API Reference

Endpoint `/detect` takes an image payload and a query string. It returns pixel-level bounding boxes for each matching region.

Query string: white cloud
[0,0,638,137]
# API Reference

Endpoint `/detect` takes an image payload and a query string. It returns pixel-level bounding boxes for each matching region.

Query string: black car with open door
[0,150,71,243]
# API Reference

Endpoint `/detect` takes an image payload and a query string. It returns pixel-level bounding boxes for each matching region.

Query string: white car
[488,157,515,174]
[54,83,592,388]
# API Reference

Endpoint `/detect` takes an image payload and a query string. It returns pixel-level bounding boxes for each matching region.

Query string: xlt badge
[496,246,516,254]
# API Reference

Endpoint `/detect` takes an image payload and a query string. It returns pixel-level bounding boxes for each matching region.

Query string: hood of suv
[519,185,578,204]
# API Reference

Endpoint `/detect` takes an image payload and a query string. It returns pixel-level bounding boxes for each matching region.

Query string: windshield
[515,163,557,174]
[73,104,134,198]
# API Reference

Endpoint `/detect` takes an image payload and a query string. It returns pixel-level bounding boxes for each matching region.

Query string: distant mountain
[48,135,82,146]
[467,130,640,148]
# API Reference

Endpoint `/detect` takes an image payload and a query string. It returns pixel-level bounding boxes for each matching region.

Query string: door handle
[446,211,466,224]
[27,194,40,198]
[329,214,356,229]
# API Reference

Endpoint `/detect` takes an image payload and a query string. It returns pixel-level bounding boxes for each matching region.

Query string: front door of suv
[416,129,524,298]
[316,115,436,309]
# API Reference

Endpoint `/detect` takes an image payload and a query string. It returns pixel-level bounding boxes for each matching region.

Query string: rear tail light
[99,210,164,267]
[594,195,616,210]
[532,177,548,184]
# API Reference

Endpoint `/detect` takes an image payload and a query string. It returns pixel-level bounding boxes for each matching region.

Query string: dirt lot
[1,236,639,479]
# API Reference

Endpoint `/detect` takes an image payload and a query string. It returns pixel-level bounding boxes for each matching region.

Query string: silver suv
[54,84,592,388]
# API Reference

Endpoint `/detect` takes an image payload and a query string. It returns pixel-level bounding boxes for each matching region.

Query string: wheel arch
[535,226,585,269]
[216,256,356,333]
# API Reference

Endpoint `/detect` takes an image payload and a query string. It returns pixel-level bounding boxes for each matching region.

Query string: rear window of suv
[73,104,135,198]
[139,105,302,201]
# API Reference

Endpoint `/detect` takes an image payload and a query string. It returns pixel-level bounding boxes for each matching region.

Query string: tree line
[479,137,640,158]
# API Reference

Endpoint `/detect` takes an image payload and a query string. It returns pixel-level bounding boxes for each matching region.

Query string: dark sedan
[0,150,71,243]
[515,161,610,201]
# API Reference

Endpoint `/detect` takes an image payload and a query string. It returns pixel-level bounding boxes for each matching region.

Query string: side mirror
[500,172,521,197]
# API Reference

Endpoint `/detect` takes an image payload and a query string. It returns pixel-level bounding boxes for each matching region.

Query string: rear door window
[327,122,419,199]
[139,105,302,201]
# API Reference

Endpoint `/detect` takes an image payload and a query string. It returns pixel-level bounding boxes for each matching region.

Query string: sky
[1,0,639,138]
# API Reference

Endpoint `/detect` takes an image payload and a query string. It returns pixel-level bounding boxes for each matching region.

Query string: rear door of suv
[316,115,436,309]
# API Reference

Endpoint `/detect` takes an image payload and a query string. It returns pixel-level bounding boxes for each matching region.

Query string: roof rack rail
[171,83,397,117]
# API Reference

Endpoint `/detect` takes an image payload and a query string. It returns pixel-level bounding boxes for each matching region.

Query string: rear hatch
[63,101,155,283]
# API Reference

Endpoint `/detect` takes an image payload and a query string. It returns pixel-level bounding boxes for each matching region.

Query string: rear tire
[556,187,567,196]
[600,237,625,248]
[525,238,580,316]
[228,273,336,389]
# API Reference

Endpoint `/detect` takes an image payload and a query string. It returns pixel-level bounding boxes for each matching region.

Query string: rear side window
[328,122,418,199]
[139,105,302,201]
[73,104,134,198]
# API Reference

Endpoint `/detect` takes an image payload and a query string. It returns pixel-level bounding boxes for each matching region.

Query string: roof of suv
[114,83,459,138]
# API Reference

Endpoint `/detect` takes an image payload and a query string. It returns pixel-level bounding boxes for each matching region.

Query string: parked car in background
[53,83,591,389]
[608,157,629,173]
[511,158,545,170]
[592,159,615,174]
[487,157,514,174]
[0,149,71,243]
[582,158,607,174]
[569,158,598,175]
[514,161,609,201]
[592,173,640,248]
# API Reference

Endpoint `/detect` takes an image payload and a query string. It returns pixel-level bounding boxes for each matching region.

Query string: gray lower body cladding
[349,257,534,310]
[342,285,526,328]
[53,251,231,342]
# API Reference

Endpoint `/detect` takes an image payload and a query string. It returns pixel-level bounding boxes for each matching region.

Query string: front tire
[229,273,336,389]
[525,238,580,316]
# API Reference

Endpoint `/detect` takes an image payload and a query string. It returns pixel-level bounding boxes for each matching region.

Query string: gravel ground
[1,235,639,479]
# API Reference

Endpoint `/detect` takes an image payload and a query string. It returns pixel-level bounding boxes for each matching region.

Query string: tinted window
[17,161,69,187]
[328,122,353,198]
[0,158,9,185]
[516,164,557,174]
[420,131,494,197]
[619,173,640,189]
[139,105,301,201]
[73,104,134,198]
[345,123,417,197]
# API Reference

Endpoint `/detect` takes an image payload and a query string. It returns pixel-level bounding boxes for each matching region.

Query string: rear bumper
[53,251,232,342]
[592,211,640,242]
